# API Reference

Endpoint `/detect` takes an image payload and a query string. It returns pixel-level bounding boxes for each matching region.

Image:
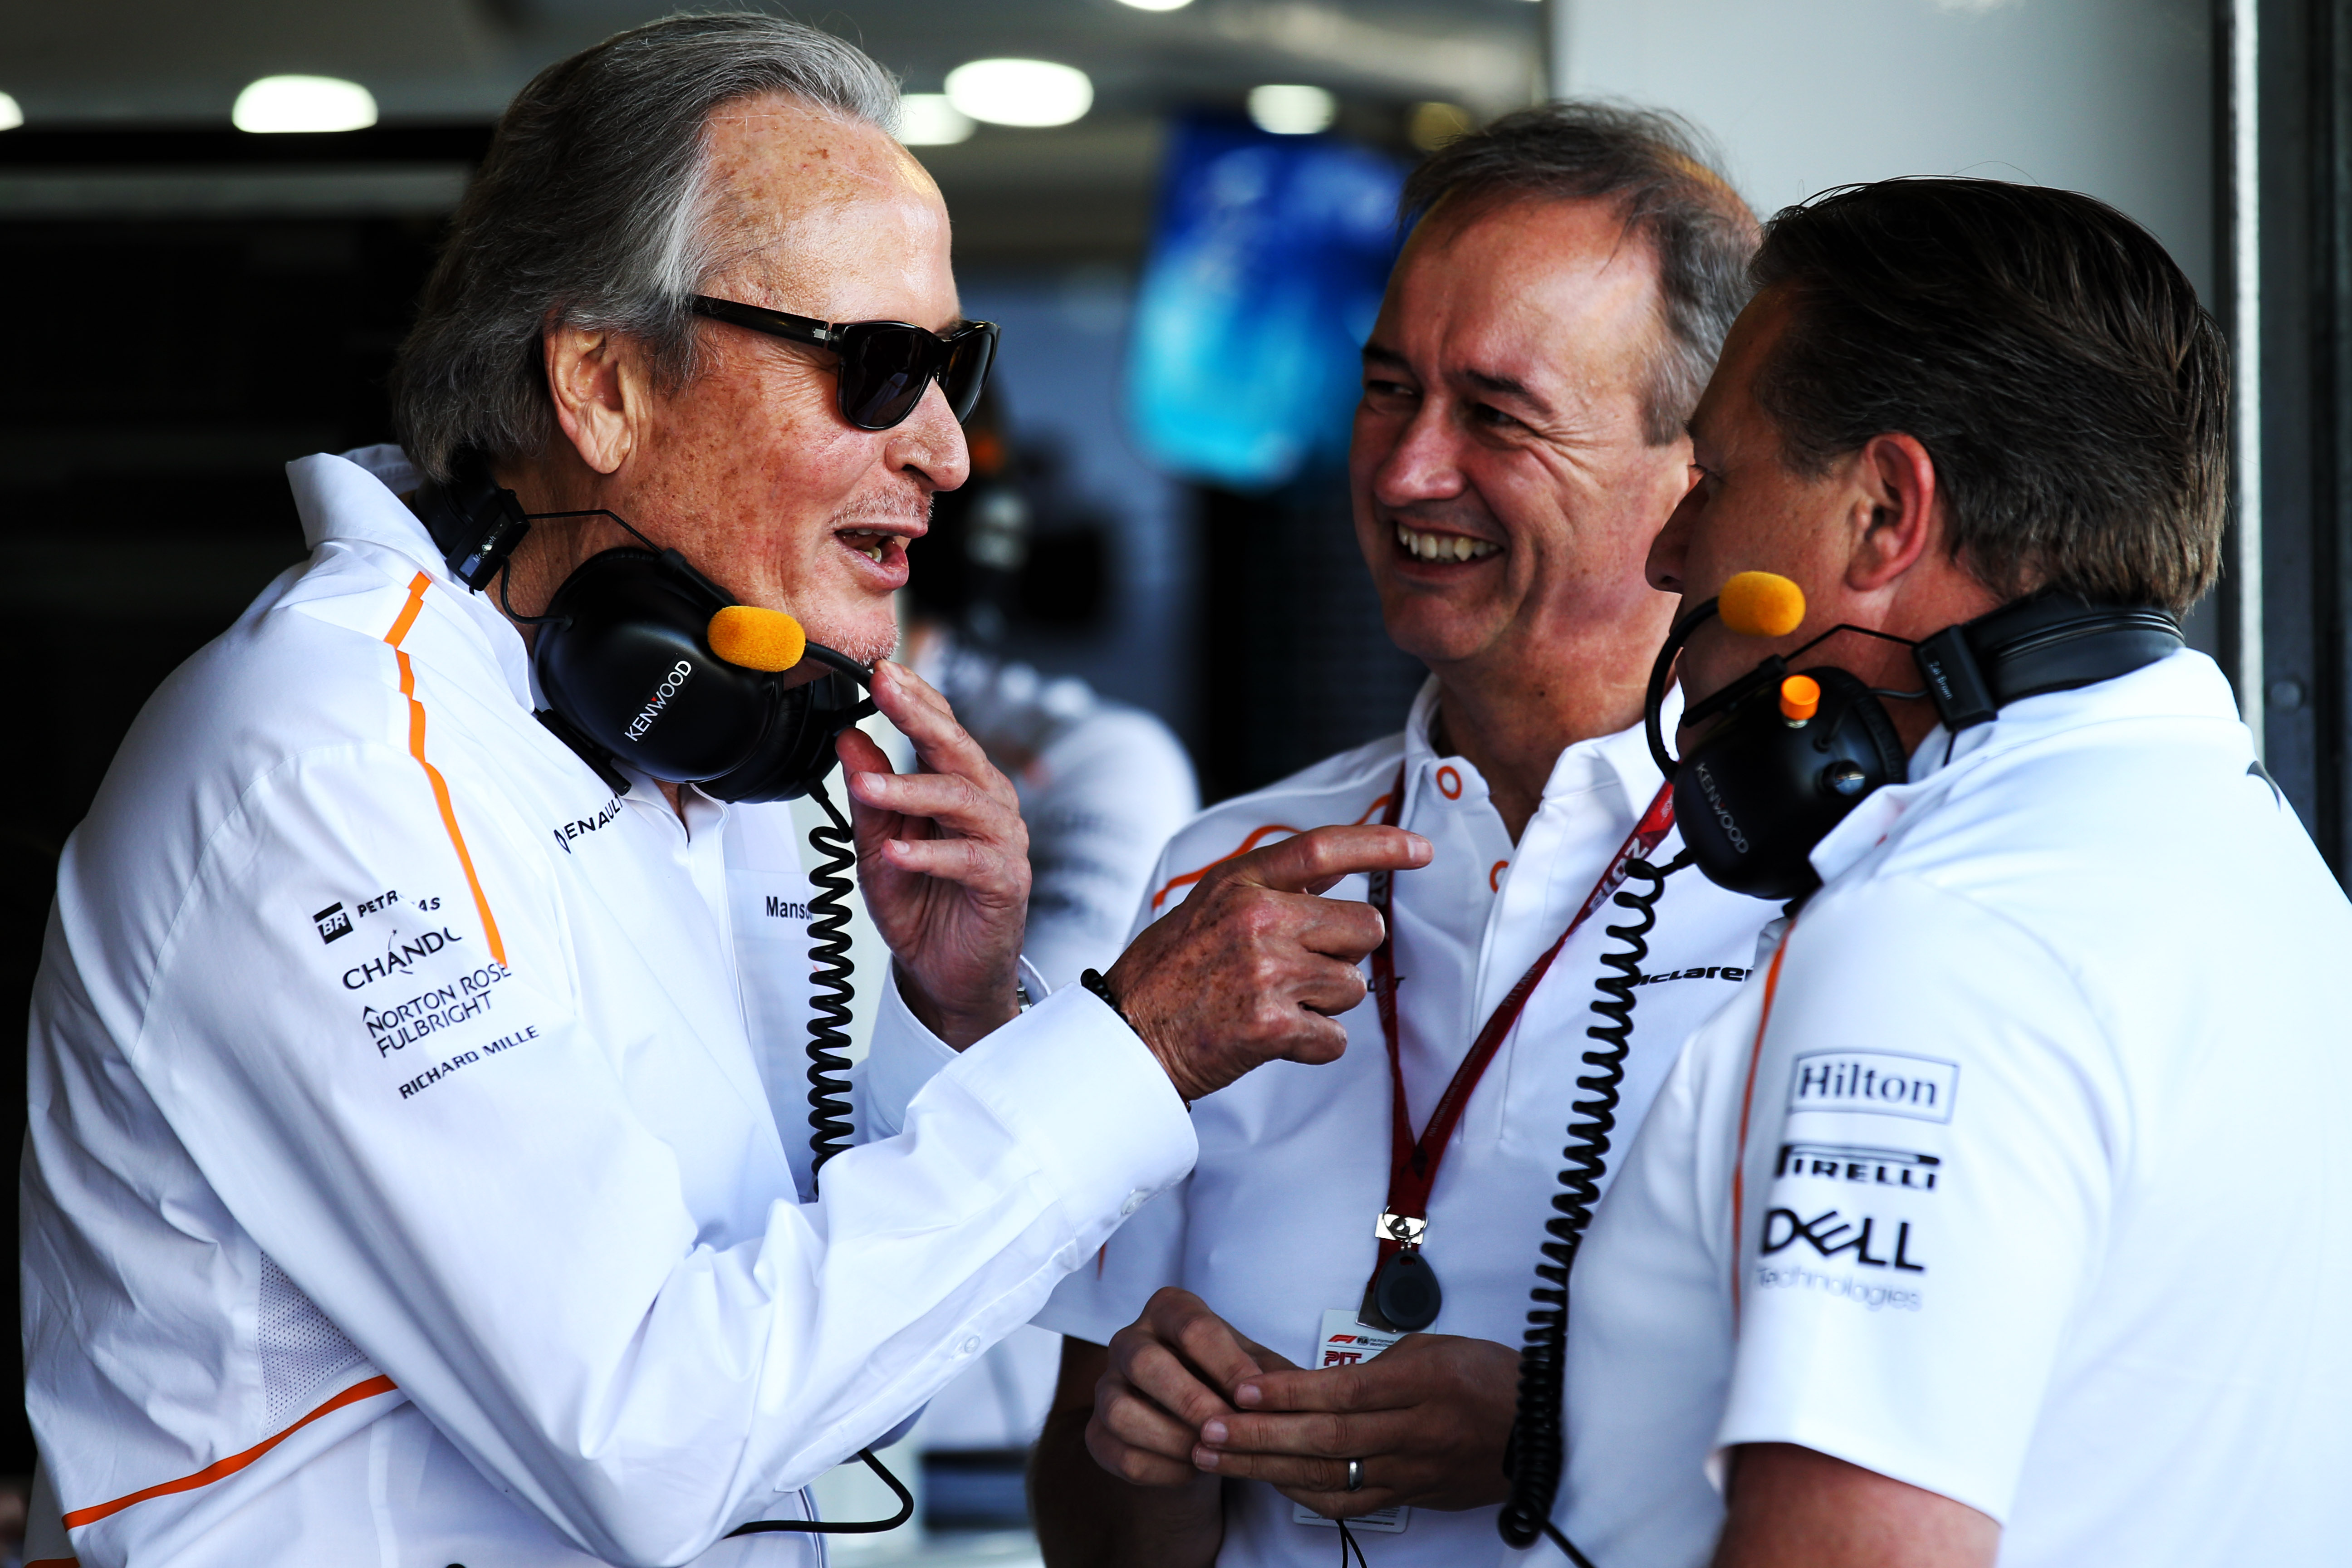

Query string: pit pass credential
[1292,1309,1410,1534]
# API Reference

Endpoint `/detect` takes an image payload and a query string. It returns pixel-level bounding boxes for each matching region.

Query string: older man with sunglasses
[18,18,1425,1568]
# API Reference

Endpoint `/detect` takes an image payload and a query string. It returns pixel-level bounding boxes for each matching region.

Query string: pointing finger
[1220,826,1431,897]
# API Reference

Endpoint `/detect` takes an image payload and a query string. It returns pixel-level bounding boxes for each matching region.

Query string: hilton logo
[1787,1050,1957,1123]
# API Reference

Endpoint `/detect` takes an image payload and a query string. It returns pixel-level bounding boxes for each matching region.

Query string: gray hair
[1400,101,1759,445]
[391,12,900,481]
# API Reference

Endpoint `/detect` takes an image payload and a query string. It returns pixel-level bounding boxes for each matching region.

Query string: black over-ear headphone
[1645,578,2184,902]
[412,452,874,803]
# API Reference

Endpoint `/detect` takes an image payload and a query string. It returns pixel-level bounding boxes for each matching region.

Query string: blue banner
[1127,116,1407,491]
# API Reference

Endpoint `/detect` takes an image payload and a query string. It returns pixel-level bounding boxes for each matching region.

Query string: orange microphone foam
[1719,571,1806,638]
[707,605,806,672]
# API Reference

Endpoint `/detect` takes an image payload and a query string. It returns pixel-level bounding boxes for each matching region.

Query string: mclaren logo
[1691,761,1750,854]
[625,660,694,742]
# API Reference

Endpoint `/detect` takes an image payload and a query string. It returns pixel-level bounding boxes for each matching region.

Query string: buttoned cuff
[856,956,1058,1140]
[925,985,1196,1241]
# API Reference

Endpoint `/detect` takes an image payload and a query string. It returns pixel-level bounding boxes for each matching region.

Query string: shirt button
[1120,1190,1148,1217]
[959,1336,982,1356]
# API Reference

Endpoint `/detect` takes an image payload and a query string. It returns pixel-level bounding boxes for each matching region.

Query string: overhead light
[233,75,378,134]
[1408,101,1473,152]
[945,59,1093,129]
[899,93,975,146]
[1117,0,1194,9]
[0,93,21,132]
[1248,84,1335,136]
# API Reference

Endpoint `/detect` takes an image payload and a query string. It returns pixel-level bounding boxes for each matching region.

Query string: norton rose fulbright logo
[626,660,694,741]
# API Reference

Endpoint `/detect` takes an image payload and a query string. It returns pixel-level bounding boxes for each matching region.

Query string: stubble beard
[791,487,930,665]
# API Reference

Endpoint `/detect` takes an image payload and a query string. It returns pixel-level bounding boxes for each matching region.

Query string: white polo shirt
[21,447,1196,1568]
[1035,680,1778,1567]
[1538,651,2352,1568]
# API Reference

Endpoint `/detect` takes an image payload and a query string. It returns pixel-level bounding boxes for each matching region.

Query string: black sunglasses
[691,294,1000,432]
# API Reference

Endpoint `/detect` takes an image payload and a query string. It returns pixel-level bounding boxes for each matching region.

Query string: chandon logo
[626,660,694,741]
[1691,761,1749,853]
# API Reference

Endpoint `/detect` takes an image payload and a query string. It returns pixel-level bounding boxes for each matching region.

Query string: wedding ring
[1345,1458,1365,1493]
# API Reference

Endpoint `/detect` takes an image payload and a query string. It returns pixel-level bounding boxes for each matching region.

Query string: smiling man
[19,17,1426,1568]
[1029,105,1778,1568]
[1541,179,2352,1568]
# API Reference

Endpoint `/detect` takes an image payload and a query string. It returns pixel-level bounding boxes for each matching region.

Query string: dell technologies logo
[1788,1050,1957,1123]
[625,660,694,742]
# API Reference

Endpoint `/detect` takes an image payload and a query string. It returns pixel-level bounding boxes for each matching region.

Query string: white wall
[1556,0,2214,303]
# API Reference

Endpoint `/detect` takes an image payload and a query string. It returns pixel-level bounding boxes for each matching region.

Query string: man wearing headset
[1533,180,2352,1567]
[1030,107,1781,1567]
[19,18,1426,1568]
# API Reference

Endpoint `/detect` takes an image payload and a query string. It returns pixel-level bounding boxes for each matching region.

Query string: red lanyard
[1363,761,1677,1295]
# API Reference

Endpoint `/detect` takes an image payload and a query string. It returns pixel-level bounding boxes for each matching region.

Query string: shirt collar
[288,445,452,577]
[1400,673,1677,817]
[289,445,536,706]
[1807,648,2240,885]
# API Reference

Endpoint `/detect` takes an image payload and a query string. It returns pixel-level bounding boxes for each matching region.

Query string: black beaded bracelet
[1083,967,1192,1110]
[1078,968,1134,1032]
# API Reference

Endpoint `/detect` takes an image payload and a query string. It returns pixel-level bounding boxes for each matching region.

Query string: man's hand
[1039,1337,1223,1568]
[841,660,1029,1049]
[1087,1289,1294,1488]
[1192,1333,1520,1516]
[1106,827,1430,1102]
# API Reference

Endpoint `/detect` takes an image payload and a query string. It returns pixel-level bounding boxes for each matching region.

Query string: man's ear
[544,323,650,476]
[1844,431,1942,593]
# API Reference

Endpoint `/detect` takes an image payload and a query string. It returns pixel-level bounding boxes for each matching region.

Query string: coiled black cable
[1497,849,1691,1562]
[725,772,915,1541]
[802,775,859,1185]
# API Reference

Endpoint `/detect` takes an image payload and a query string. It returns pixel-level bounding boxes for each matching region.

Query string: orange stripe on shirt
[1144,789,1396,911]
[383,573,506,967]
[1728,931,1794,1328]
[60,1375,399,1530]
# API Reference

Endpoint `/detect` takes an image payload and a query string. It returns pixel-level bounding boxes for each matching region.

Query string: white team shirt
[1036,679,1778,1567]
[1542,650,2352,1568]
[21,448,1196,1568]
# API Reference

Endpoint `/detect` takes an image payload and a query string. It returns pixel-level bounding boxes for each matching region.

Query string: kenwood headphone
[1643,572,2185,902]
[412,452,874,803]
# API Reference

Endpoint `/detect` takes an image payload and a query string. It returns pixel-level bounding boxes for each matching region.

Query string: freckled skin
[498,93,970,666]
